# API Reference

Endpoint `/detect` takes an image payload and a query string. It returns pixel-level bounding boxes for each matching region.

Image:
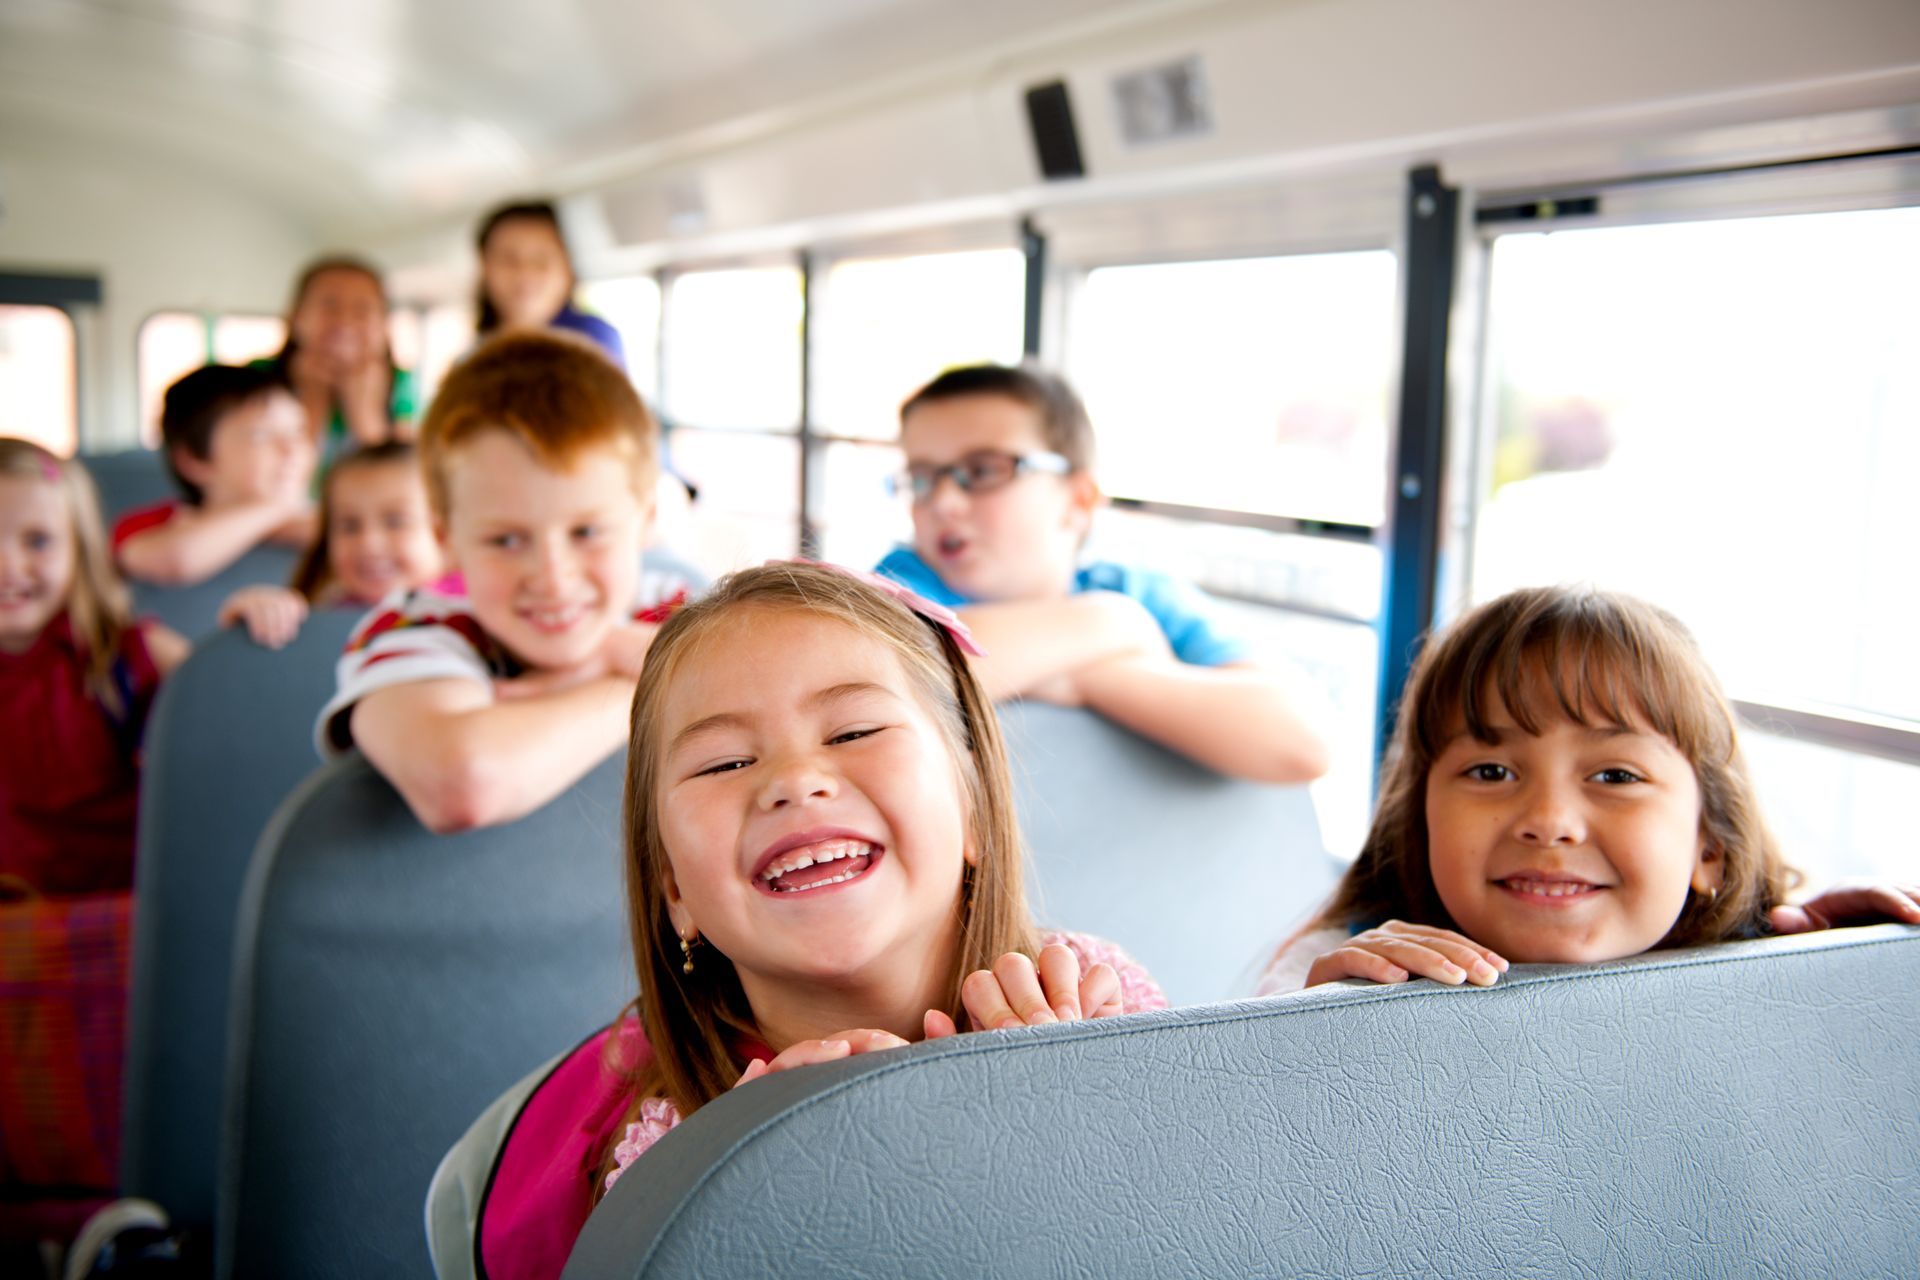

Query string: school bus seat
[561,923,1920,1279]
[217,752,632,1279]
[999,699,1333,1005]
[120,611,358,1238]
[78,449,176,524]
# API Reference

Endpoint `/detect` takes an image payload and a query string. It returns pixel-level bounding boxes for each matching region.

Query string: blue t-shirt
[874,547,1249,668]
[551,303,626,370]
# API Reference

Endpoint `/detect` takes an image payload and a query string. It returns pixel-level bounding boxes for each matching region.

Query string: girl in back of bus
[463,562,1165,1279]
[0,439,189,894]
[1260,585,1920,993]
[217,441,443,648]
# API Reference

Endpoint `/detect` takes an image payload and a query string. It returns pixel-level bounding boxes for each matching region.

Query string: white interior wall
[0,134,321,448]
[362,0,1920,281]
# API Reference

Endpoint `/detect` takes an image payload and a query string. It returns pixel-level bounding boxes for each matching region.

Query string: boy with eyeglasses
[875,363,1328,784]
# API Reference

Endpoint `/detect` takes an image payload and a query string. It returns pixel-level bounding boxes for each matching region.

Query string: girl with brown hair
[1260,584,1919,992]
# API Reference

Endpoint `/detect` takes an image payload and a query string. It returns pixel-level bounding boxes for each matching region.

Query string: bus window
[662,266,803,432]
[577,275,662,404]
[1472,204,1920,884]
[809,246,1024,567]
[664,429,802,573]
[0,304,79,456]
[1065,251,1398,526]
[137,311,286,447]
[1062,249,1399,857]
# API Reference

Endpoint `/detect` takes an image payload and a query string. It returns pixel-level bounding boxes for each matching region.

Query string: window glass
[1741,728,1920,890]
[1472,207,1920,724]
[660,428,801,573]
[1064,251,1398,525]
[138,311,285,447]
[577,276,662,405]
[0,305,78,456]
[811,249,1025,441]
[212,314,286,367]
[137,312,208,448]
[662,268,803,431]
[813,440,907,570]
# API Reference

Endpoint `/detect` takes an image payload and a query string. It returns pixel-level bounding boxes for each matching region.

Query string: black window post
[797,250,821,556]
[1375,165,1460,773]
[1021,216,1046,359]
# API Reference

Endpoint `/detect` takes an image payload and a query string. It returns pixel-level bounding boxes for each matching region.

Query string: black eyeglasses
[887,450,1072,503]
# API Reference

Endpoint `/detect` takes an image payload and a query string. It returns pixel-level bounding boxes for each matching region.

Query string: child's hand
[217,585,309,649]
[1769,881,1920,933]
[922,944,1123,1037]
[1304,920,1508,989]
[732,1029,910,1087]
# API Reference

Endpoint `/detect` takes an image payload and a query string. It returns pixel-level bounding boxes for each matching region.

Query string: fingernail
[1054,1004,1078,1021]
[1471,961,1499,985]
[1441,964,1465,984]
[826,1040,849,1052]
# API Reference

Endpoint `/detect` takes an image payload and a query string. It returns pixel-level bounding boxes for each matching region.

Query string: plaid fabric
[0,889,131,1191]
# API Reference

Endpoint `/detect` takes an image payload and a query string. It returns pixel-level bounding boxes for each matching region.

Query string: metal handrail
[1734,698,1920,769]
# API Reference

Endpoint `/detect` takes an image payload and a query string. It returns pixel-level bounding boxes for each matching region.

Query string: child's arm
[954,592,1170,701]
[117,496,312,585]
[349,673,637,834]
[141,621,191,676]
[218,585,310,649]
[1303,920,1507,989]
[1061,654,1331,784]
[1768,881,1920,933]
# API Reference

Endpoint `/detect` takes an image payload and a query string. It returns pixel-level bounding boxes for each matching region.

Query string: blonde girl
[1261,585,1920,993]
[217,442,442,648]
[467,562,1165,1278]
[0,439,187,892]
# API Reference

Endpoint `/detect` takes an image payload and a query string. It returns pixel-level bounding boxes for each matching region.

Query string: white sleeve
[313,602,495,758]
[1253,925,1354,996]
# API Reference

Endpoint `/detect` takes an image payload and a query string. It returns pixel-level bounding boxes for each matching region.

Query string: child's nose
[756,752,838,811]
[1514,781,1586,845]
[530,539,579,590]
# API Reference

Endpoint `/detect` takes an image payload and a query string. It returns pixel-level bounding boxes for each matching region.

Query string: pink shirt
[477,930,1166,1280]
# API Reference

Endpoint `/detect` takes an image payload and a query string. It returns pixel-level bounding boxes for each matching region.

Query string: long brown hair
[473,199,577,334]
[1313,585,1795,950]
[288,441,420,603]
[0,440,136,712]
[599,562,1037,1189]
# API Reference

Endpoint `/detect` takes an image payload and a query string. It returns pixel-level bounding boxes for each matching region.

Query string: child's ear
[662,864,694,937]
[170,444,215,492]
[1063,471,1101,532]
[1691,842,1725,896]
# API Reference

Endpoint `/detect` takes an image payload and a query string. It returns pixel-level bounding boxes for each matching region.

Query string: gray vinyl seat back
[564,924,1920,1279]
[78,448,176,522]
[130,544,305,643]
[220,753,634,1279]
[120,610,360,1232]
[998,700,1331,1004]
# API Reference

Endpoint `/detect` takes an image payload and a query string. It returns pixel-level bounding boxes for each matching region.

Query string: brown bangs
[420,329,656,519]
[1413,587,1732,771]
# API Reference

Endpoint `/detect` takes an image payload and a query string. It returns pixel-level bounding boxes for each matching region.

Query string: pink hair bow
[776,560,986,657]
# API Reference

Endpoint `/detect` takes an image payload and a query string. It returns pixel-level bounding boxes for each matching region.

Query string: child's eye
[24,531,51,550]
[572,524,602,541]
[829,727,883,746]
[1463,763,1513,783]
[694,758,751,778]
[486,533,526,551]
[1590,767,1645,785]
